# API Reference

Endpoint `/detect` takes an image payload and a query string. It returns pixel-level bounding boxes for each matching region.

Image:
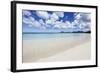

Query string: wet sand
[22,34,91,63]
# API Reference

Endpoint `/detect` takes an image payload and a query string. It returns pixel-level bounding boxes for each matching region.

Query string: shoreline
[23,32,91,34]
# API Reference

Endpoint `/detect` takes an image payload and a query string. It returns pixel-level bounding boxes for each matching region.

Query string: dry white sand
[37,41,91,62]
[22,34,91,63]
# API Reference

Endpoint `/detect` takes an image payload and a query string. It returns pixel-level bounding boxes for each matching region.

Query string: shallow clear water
[23,33,90,40]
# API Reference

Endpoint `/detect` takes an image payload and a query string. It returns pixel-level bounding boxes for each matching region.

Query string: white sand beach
[37,41,91,62]
[22,33,91,63]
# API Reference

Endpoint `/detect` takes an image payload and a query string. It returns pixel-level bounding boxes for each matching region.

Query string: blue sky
[22,10,91,32]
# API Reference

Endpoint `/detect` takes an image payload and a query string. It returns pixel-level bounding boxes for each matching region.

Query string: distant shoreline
[22,31,91,34]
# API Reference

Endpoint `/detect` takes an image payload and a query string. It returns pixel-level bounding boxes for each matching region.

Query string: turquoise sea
[22,33,90,40]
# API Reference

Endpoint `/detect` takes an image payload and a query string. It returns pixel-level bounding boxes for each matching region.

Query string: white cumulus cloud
[55,12,64,18]
[23,10,31,16]
[54,21,68,29]
[31,20,42,28]
[38,19,45,25]
[23,17,33,25]
[50,13,59,21]
[74,13,81,20]
[36,11,50,19]
[46,19,55,26]
[72,13,91,31]
[23,10,91,32]
[23,16,42,28]
[65,21,72,28]
[80,13,91,22]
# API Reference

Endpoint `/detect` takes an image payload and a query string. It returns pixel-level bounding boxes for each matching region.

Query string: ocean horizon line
[22,32,91,34]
